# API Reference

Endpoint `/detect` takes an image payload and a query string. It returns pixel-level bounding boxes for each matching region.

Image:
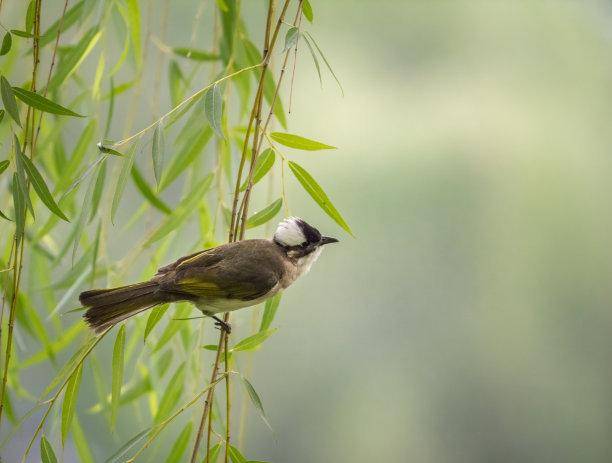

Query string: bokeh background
[5,0,612,461]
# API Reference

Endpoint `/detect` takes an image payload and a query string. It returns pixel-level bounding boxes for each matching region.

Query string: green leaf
[144,304,169,342]
[25,1,35,33]
[154,363,185,423]
[126,0,142,68]
[48,26,101,90]
[90,159,107,221]
[131,165,172,214]
[72,163,99,261]
[40,435,58,463]
[205,82,224,138]
[0,159,9,175]
[168,60,185,107]
[159,127,212,191]
[12,87,83,117]
[270,132,335,151]
[152,123,165,186]
[246,198,282,229]
[241,376,272,431]
[14,135,34,217]
[288,161,353,236]
[18,149,70,221]
[304,31,344,96]
[12,173,26,242]
[229,446,248,463]
[260,293,281,332]
[240,148,275,191]
[283,27,299,52]
[172,47,219,61]
[10,29,33,38]
[111,143,137,224]
[97,143,124,157]
[303,34,322,86]
[61,362,83,445]
[0,108,4,123]
[163,422,192,463]
[111,325,126,429]
[40,0,85,48]
[233,329,277,352]
[1,76,21,126]
[153,306,190,351]
[0,32,12,56]
[302,0,314,22]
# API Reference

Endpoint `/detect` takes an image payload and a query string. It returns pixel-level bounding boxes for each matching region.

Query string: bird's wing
[161,242,280,301]
[155,245,224,275]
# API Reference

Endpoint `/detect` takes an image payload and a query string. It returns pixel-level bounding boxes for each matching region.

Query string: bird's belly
[195,284,281,314]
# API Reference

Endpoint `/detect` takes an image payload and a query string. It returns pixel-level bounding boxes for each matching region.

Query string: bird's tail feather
[80,281,160,333]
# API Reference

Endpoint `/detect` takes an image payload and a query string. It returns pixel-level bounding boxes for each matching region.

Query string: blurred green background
[6,0,612,461]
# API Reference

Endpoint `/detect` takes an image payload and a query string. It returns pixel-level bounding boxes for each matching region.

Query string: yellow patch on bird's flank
[177,279,221,297]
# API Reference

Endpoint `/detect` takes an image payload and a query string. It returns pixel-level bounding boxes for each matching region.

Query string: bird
[79,217,339,333]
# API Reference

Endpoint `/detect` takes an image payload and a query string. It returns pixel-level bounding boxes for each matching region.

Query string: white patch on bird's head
[274,217,307,246]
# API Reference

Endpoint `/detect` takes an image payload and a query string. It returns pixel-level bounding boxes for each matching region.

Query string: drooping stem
[191,2,292,462]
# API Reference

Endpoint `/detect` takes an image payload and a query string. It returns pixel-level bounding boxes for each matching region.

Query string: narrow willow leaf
[163,422,192,463]
[48,26,101,90]
[304,31,344,95]
[40,0,85,47]
[12,87,83,117]
[233,329,277,352]
[154,363,185,423]
[205,83,224,138]
[246,198,282,229]
[92,55,105,100]
[131,165,172,214]
[172,47,219,61]
[111,144,137,224]
[0,109,4,123]
[168,60,184,107]
[72,163,99,261]
[159,127,212,191]
[241,377,272,431]
[270,132,336,151]
[152,123,165,186]
[283,27,299,52]
[19,150,70,221]
[0,209,10,221]
[61,362,83,445]
[12,173,26,242]
[0,159,9,175]
[288,161,353,236]
[10,29,33,38]
[260,293,281,332]
[72,416,95,463]
[25,1,35,33]
[229,446,248,463]
[14,136,34,217]
[208,443,222,463]
[40,435,58,463]
[144,304,169,342]
[155,350,173,378]
[111,325,126,429]
[1,76,21,126]
[97,143,124,157]
[0,32,12,56]
[240,148,275,191]
[302,0,314,22]
[303,34,322,86]
[126,0,142,67]
[90,160,107,222]
[104,427,151,463]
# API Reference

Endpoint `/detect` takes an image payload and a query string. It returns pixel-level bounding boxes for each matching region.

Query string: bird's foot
[212,316,232,334]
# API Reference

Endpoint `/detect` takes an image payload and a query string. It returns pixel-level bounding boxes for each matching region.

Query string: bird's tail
[80,281,161,333]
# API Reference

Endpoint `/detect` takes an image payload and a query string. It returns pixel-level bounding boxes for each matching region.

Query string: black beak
[320,236,339,245]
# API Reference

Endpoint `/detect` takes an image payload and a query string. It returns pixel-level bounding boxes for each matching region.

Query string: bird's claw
[213,318,232,334]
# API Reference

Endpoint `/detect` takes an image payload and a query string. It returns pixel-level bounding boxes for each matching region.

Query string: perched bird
[80,217,338,333]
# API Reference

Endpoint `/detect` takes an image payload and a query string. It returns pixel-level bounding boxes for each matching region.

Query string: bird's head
[273,217,338,259]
